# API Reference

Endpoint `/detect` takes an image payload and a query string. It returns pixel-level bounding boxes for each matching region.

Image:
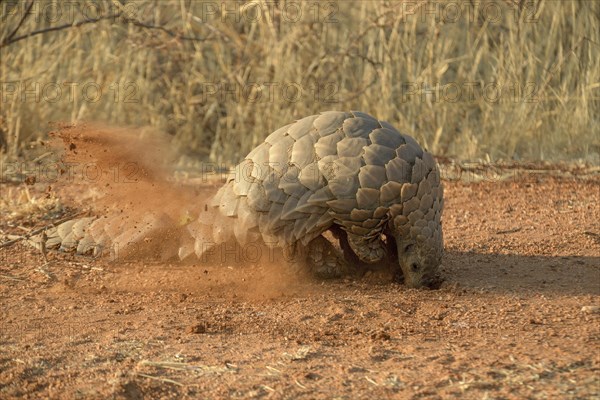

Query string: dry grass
[0,0,598,164]
[0,185,62,224]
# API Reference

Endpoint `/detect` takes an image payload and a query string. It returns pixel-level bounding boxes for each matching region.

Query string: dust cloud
[48,123,312,299]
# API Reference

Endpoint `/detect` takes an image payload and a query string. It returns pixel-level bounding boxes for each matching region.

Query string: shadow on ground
[443,251,600,296]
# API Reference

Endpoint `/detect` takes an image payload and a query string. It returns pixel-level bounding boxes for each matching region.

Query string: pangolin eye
[403,244,414,253]
[410,262,419,272]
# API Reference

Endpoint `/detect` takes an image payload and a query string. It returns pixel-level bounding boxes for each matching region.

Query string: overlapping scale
[291,133,316,168]
[314,130,343,158]
[333,156,362,177]
[379,181,402,205]
[342,116,380,138]
[279,165,306,198]
[357,164,386,190]
[369,128,405,148]
[356,188,380,210]
[328,175,359,199]
[288,115,319,140]
[298,162,323,191]
[246,181,270,212]
[363,144,396,166]
[264,123,291,145]
[336,137,368,158]
[314,111,349,136]
[385,157,411,183]
[268,134,294,173]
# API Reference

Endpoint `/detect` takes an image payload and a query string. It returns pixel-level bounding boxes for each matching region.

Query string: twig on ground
[0,273,26,282]
[365,376,379,385]
[35,261,54,280]
[295,380,306,389]
[496,227,522,235]
[583,231,600,244]
[31,152,54,164]
[0,212,85,249]
[136,373,184,387]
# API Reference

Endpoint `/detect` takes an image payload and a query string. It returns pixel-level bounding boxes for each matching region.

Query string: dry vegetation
[0,0,598,165]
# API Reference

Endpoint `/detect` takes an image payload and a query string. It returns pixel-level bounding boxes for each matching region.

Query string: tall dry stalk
[0,0,598,164]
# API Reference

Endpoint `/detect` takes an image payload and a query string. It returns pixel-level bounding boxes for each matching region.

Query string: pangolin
[41,111,444,288]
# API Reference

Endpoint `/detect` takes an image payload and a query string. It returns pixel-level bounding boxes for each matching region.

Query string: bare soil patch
[1,152,599,398]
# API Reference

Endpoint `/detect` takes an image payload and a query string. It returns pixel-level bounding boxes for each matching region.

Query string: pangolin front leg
[283,235,349,279]
[345,232,386,264]
[331,225,396,275]
[306,235,350,279]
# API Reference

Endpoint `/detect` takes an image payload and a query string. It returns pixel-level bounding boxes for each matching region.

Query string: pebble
[187,323,207,334]
[581,306,600,314]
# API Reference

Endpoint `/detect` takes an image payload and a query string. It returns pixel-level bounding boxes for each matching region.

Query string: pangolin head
[396,233,444,289]
[391,170,444,289]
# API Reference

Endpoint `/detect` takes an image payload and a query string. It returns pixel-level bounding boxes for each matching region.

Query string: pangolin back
[194,111,442,260]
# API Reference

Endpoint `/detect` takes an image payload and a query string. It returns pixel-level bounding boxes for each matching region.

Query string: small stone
[581,306,600,314]
[370,330,391,341]
[327,313,343,322]
[186,324,207,334]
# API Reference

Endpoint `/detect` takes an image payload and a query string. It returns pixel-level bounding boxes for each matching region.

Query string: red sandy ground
[0,174,598,399]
